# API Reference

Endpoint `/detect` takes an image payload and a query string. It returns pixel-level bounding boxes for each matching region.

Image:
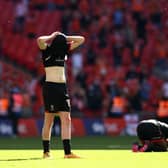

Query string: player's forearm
[66,36,85,44]
[37,36,50,44]
[37,32,61,43]
[37,34,54,43]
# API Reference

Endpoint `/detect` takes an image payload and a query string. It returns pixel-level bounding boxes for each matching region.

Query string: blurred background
[0,0,168,138]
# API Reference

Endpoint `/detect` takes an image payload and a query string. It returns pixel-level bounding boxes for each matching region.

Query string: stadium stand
[0,0,168,122]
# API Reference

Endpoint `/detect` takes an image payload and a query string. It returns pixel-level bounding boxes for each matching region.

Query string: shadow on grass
[0,157,42,161]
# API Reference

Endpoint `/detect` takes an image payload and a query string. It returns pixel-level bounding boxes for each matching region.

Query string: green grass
[0,136,136,149]
[0,136,168,168]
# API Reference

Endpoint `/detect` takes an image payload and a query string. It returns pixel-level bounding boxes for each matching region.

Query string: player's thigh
[43,112,55,127]
[58,111,71,123]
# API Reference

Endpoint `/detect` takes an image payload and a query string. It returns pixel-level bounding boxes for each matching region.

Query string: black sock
[62,139,71,155]
[42,140,50,153]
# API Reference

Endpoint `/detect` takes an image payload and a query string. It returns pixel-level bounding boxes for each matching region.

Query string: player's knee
[42,122,53,131]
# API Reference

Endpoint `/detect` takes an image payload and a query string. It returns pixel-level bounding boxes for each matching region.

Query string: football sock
[62,139,71,155]
[43,140,50,153]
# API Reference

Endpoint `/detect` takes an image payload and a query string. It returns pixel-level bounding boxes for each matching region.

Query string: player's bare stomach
[45,66,66,83]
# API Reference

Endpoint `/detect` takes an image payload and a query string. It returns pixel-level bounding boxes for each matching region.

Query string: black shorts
[42,82,70,113]
[137,121,162,141]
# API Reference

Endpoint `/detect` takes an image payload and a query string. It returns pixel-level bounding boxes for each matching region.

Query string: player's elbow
[36,37,46,50]
[76,38,85,48]
[37,37,43,44]
[76,36,85,47]
[80,36,85,44]
[36,37,41,46]
[69,36,85,50]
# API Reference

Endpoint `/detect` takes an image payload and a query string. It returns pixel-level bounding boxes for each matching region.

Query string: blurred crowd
[1,0,168,122]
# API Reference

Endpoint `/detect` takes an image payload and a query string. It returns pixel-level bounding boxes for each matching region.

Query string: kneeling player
[132,119,168,152]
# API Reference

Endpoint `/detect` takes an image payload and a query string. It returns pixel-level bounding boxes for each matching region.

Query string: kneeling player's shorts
[137,121,162,141]
[42,82,70,113]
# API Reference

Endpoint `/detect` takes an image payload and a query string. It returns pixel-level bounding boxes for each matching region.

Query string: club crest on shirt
[50,104,54,111]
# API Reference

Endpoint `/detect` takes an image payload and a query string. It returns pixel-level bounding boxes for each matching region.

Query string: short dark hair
[49,34,68,58]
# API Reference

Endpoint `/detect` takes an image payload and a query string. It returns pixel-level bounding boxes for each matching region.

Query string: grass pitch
[0,136,168,168]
